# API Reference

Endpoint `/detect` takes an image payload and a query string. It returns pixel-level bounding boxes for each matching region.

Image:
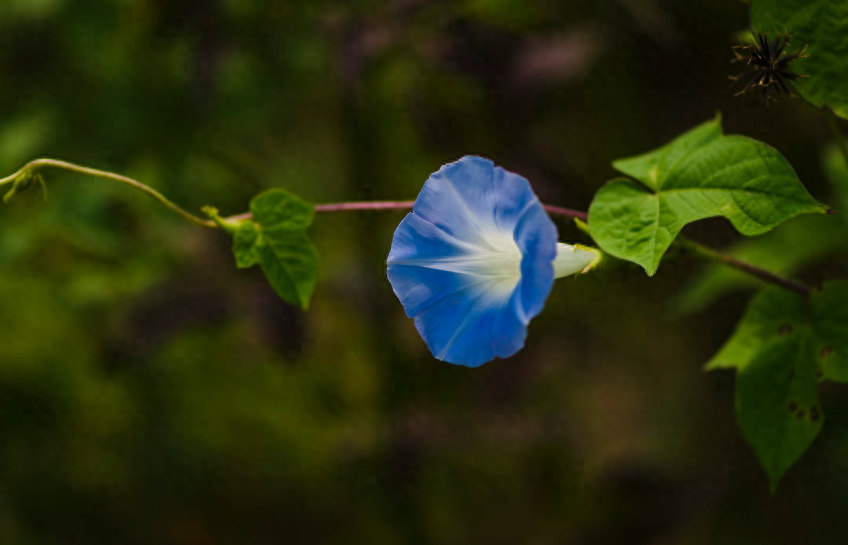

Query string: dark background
[1,0,847,543]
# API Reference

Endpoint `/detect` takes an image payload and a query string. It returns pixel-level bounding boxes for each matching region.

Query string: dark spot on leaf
[816,371,824,379]
[821,347,833,358]
[797,410,806,419]
[778,324,793,336]
[810,408,820,422]
[788,402,798,411]
[827,208,837,215]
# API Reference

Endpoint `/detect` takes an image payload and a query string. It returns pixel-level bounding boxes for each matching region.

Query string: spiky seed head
[730,30,808,103]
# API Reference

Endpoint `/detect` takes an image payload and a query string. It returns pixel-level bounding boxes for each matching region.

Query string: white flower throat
[401,231,594,287]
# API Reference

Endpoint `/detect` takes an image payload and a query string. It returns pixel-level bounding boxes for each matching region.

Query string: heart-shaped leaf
[588,117,827,275]
[257,229,319,310]
[675,144,848,313]
[231,189,319,309]
[707,282,848,491]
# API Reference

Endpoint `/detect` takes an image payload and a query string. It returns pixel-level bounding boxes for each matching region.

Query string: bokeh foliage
[3,0,848,544]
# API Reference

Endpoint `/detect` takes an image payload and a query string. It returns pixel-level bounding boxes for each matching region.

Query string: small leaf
[259,229,319,310]
[251,189,314,231]
[612,115,723,190]
[228,188,319,309]
[233,221,262,269]
[706,286,805,371]
[589,117,827,275]
[707,281,848,490]
[751,0,848,120]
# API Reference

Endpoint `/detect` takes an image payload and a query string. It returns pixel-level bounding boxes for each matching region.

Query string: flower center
[475,231,523,279]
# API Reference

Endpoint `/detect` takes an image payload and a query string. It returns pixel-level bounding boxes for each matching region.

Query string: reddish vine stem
[0,158,811,297]
[542,205,589,221]
[315,201,414,212]
[312,201,589,220]
[227,201,588,222]
[227,201,810,296]
[675,236,812,297]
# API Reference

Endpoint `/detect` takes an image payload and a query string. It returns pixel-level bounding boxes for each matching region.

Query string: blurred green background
[1,1,848,543]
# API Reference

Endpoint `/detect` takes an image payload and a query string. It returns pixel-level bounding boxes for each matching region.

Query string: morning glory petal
[387,155,579,367]
[411,156,502,252]
[412,283,526,367]
[514,201,558,320]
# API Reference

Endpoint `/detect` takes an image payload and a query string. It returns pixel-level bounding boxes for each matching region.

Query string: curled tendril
[3,170,48,204]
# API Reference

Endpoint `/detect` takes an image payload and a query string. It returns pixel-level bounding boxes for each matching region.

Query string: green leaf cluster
[751,0,848,119]
[708,282,848,491]
[232,189,319,310]
[585,115,846,491]
[588,116,827,275]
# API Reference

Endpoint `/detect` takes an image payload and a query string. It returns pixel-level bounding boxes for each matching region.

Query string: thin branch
[0,159,816,298]
[316,201,415,212]
[1,159,589,228]
[225,202,588,223]
[676,235,812,297]
[543,204,589,221]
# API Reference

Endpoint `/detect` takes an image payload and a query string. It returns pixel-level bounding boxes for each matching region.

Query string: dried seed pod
[730,31,808,102]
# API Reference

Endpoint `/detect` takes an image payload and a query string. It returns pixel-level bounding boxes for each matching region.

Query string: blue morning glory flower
[387,156,598,367]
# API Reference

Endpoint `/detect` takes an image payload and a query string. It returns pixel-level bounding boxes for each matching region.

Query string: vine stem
[675,235,812,297]
[317,201,590,221]
[827,110,848,172]
[0,158,813,296]
[224,202,588,223]
[316,201,414,212]
[0,159,590,226]
[0,158,217,229]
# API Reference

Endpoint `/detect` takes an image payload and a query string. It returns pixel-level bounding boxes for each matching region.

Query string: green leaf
[707,287,806,371]
[736,333,823,493]
[707,282,848,490]
[612,115,723,191]
[233,221,262,269]
[588,117,827,275]
[250,189,315,232]
[708,282,848,379]
[230,189,319,310]
[751,0,848,120]
[258,229,319,310]
[675,142,848,313]
[810,282,848,381]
